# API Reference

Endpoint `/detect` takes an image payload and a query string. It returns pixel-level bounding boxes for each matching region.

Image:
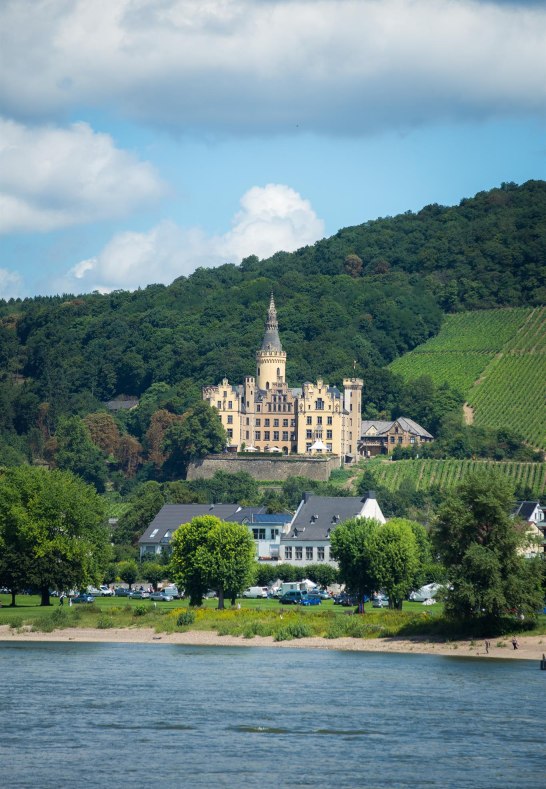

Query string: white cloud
[0,118,166,233]
[0,268,24,300]
[58,184,324,293]
[1,0,545,135]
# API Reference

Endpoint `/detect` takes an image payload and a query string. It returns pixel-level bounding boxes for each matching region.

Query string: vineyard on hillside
[388,307,546,449]
[370,459,546,497]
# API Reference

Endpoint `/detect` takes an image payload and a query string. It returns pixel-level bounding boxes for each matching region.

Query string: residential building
[279,491,386,567]
[359,417,433,457]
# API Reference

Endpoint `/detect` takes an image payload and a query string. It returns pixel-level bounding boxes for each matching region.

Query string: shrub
[177,610,196,627]
[133,605,148,617]
[9,617,24,630]
[97,616,114,629]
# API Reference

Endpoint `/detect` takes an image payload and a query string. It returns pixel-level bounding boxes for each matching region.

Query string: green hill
[390,306,546,449]
[371,458,546,498]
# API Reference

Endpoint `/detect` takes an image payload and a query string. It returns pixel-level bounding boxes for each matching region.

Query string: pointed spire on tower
[260,293,283,351]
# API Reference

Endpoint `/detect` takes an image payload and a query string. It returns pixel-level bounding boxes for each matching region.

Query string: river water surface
[1,642,544,788]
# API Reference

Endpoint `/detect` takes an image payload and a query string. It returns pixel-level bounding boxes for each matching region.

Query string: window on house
[273,431,279,440]
[264,431,270,440]
[217,401,222,409]
[274,419,279,427]
[410,436,415,444]
[306,547,313,560]
[252,529,266,540]
[317,547,325,561]
[295,547,303,560]
[227,415,233,424]
[282,431,289,441]
[285,546,293,560]
[315,398,324,410]
[307,416,312,425]
[255,418,261,426]
[265,418,270,426]
[327,443,332,452]
[306,443,312,452]
[257,405,261,412]
[228,401,233,409]
[327,430,332,439]
[327,416,333,425]
[223,391,227,398]
[291,419,295,427]
[255,431,261,440]
[317,416,322,425]
[390,436,395,443]
[227,429,233,438]
[283,419,288,427]
[306,430,312,439]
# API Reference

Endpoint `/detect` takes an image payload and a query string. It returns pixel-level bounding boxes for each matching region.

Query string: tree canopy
[433,471,543,627]
[0,466,109,606]
[169,515,255,609]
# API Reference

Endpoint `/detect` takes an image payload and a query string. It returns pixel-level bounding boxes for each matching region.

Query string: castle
[203,295,363,463]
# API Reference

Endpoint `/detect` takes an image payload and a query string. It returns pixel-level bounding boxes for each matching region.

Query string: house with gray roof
[138,503,292,561]
[359,417,433,457]
[279,492,386,567]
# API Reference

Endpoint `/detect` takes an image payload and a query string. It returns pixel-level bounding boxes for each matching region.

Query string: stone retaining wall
[186,454,341,482]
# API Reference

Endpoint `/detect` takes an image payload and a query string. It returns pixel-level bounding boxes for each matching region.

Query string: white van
[242,586,269,599]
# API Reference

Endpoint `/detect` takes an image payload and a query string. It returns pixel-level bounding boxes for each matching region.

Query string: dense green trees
[434,471,543,626]
[0,467,109,606]
[169,515,255,608]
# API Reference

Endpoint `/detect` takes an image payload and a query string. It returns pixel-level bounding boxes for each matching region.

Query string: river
[1,642,544,788]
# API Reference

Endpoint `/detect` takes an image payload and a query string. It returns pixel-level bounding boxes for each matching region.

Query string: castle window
[327,430,332,439]
[255,431,261,440]
[283,419,288,427]
[306,430,312,439]
[273,431,279,441]
[227,429,233,438]
[264,431,270,440]
[291,419,295,427]
[291,433,296,440]
[306,416,312,425]
[265,418,270,427]
[274,419,279,427]
[315,398,324,410]
[228,401,232,409]
[217,401,221,409]
[246,431,249,440]
[246,418,249,425]
[282,432,289,441]
[327,443,332,452]
[257,405,261,412]
[317,416,322,425]
[255,418,261,426]
[306,443,312,452]
[227,415,233,424]
[223,391,227,398]
[327,416,333,425]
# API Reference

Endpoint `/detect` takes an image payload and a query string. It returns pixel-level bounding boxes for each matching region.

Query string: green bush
[177,610,196,627]
[274,620,311,641]
[9,617,24,630]
[97,616,114,629]
[133,605,148,617]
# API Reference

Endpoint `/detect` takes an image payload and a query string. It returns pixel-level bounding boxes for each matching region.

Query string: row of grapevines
[411,308,530,353]
[503,306,546,353]
[469,354,546,449]
[371,459,546,496]
[389,351,493,391]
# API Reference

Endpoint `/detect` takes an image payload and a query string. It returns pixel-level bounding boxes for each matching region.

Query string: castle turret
[256,294,286,390]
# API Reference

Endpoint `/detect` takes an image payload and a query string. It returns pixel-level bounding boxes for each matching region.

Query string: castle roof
[260,293,283,352]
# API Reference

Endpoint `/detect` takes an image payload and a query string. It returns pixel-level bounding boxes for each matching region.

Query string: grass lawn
[2,593,543,640]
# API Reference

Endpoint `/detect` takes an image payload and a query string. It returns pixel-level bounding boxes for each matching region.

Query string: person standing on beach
[485,640,490,654]
[511,637,519,650]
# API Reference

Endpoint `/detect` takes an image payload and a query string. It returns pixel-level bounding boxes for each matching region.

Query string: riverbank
[1,625,543,659]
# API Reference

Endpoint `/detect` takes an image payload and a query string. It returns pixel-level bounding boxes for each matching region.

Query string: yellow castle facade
[203,295,363,463]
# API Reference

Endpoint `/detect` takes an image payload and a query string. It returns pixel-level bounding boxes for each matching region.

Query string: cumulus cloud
[57,184,324,293]
[0,268,24,300]
[1,0,545,135]
[0,118,166,233]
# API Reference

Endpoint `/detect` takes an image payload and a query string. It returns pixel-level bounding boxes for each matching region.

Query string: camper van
[242,586,269,599]
[409,583,443,602]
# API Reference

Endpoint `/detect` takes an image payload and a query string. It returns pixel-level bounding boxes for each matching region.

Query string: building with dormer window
[203,295,363,463]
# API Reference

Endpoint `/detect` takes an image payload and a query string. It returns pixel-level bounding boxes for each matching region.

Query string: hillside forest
[0,180,544,530]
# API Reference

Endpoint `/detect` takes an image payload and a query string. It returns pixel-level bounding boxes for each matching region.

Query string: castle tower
[256,294,286,391]
[342,377,363,460]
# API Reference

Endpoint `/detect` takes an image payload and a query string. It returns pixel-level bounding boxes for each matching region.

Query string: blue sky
[1,0,545,299]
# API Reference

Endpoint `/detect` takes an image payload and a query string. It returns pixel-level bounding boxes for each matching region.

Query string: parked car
[162,586,180,599]
[130,590,150,599]
[114,587,131,597]
[72,593,95,604]
[300,596,321,606]
[307,590,329,601]
[149,592,173,602]
[87,586,102,596]
[100,585,114,597]
[280,590,306,605]
[372,596,389,608]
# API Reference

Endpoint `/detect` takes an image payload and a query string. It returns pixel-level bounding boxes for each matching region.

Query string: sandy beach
[1,625,544,660]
